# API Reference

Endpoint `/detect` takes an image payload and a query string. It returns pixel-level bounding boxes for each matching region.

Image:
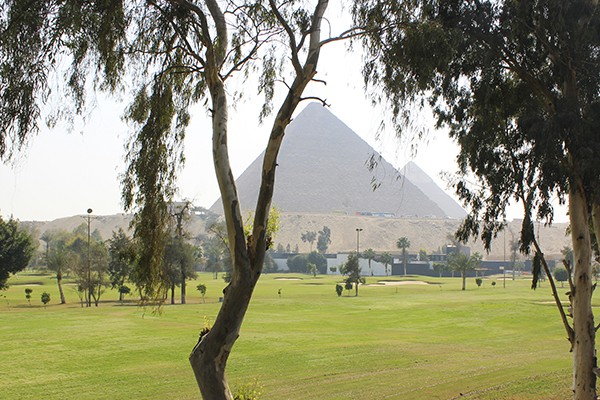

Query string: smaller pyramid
[211,103,464,218]
[400,162,467,219]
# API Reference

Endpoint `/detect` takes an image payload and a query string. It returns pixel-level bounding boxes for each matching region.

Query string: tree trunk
[461,272,466,290]
[190,269,259,400]
[56,271,66,304]
[181,270,186,305]
[570,181,596,400]
[355,281,359,297]
[170,281,175,305]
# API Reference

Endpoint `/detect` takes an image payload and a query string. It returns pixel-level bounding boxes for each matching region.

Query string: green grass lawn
[0,271,580,399]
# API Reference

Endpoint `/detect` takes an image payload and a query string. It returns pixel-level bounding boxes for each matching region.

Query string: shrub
[335,284,343,297]
[197,283,207,303]
[41,292,51,306]
[25,288,33,305]
[491,281,496,287]
[475,278,483,287]
[233,379,263,400]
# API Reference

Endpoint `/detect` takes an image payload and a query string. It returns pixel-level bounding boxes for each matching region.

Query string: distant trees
[286,251,327,275]
[45,230,75,304]
[316,226,331,254]
[554,267,569,288]
[448,253,482,291]
[0,216,35,290]
[301,231,317,252]
[396,237,411,276]
[377,252,393,276]
[363,248,376,276]
[107,229,136,302]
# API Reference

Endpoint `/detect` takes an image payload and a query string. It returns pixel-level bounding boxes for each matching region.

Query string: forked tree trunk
[190,269,259,400]
[570,181,596,400]
[188,0,328,397]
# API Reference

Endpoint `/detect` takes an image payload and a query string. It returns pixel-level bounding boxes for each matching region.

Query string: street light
[355,228,363,256]
[87,208,92,307]
[500,266,506,289]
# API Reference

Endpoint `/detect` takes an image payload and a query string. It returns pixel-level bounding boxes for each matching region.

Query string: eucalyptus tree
[107,228,137,302]
[301,230,317,252]
[0,216,35,290]
[1,0,360,397]
[46,229,76,304]
[317,225,332,254]
[353,0,600,397]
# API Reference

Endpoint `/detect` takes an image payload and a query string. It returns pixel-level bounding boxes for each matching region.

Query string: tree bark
[570,180,596,400]
[181,270,186,305]
[56,271,66,304]
[461,272,466,290]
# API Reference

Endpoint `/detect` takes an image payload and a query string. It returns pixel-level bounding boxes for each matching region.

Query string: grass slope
[0,272,578,399]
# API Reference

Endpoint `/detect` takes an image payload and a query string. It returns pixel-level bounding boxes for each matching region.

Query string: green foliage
[307,263,317,277]
[0,216,35,290]
[118,285,131,295]
[553,267,569,287]
[107,228,136,291]
[40,292,50,305]
[233,379,263,400]
[341,253,365,296]
[475,278,483,287]
[301,231,317,251]
[25,288,33,305]
[335,284,343,297]
[316,226,331,254]
[286,254,308,273]
[197,283,207,303]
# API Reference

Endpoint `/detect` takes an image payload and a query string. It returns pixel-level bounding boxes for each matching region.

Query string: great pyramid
[210,103,464,218]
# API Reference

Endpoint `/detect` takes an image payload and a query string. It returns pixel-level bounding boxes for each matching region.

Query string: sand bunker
[376,280,429,286]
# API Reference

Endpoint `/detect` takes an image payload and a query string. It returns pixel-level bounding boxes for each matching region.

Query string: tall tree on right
[354,0,600,397]
[396,237,410,275]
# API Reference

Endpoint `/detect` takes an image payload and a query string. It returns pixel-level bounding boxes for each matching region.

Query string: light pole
[355,228,363,256]
[87,208,92,307]
[500,266,506,289]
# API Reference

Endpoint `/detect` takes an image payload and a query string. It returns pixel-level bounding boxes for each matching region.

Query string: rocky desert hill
[24,212,570,261]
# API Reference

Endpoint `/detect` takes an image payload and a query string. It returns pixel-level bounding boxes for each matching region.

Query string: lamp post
[500,266,506,289]
[87,208,92,307]
[355,228,363,256]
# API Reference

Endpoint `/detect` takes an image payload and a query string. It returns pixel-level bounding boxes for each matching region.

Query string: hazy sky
[0,8,567,223]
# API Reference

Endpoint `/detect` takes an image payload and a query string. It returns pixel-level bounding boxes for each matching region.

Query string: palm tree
[396,237,411,275]
[378,252,393,276]
[363,248,376,276]
[448,252,482,290]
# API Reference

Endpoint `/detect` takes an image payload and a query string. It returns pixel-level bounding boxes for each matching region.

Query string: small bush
[25,288,33,305]
[233,379,263,400]
[335,284,343,297]
[475,278,483,287]
[41,292,51,306]
[491,281,496,287]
